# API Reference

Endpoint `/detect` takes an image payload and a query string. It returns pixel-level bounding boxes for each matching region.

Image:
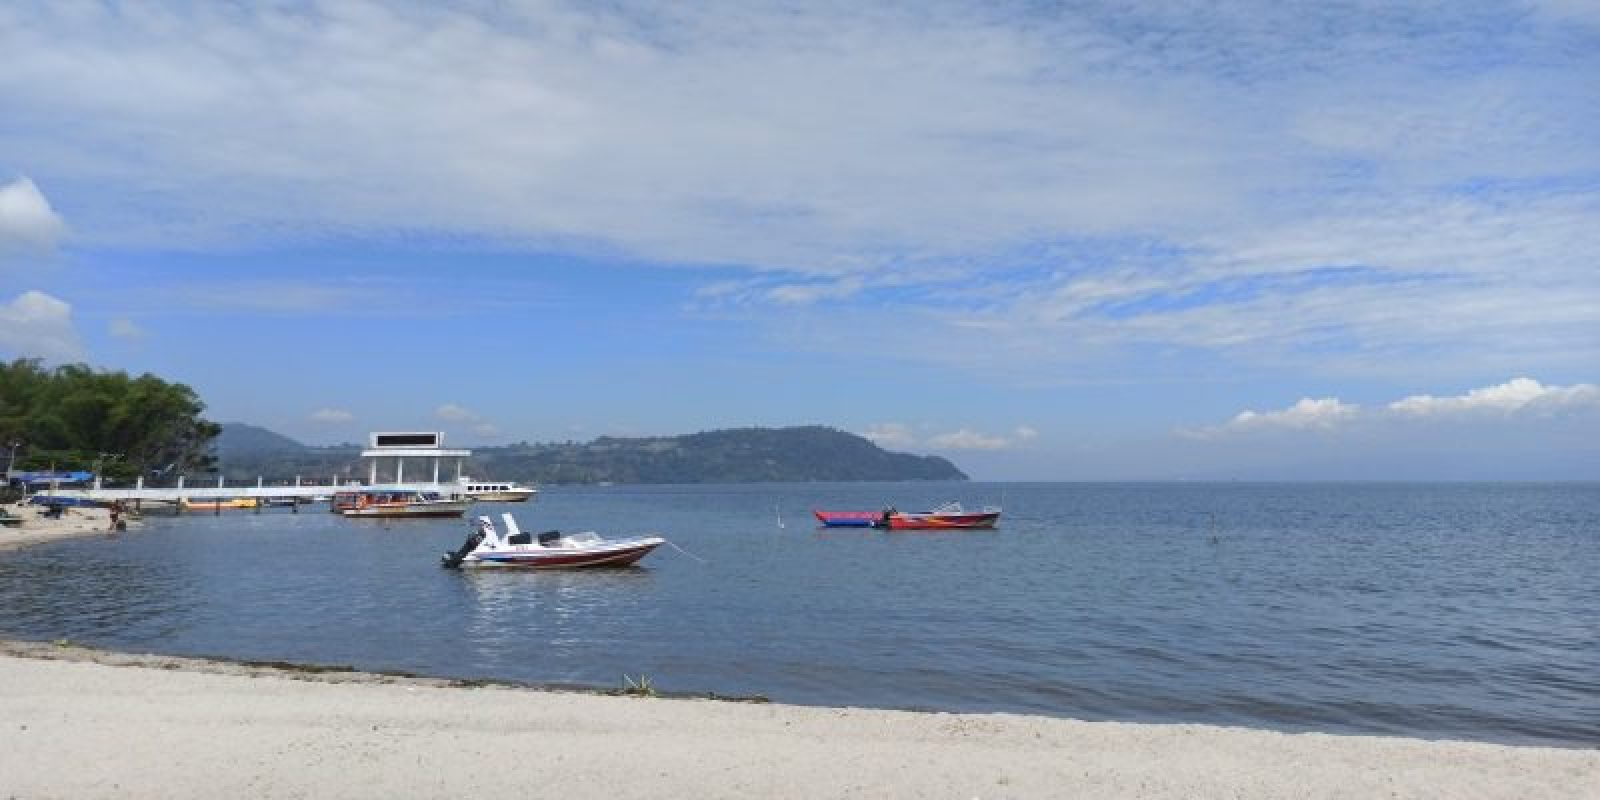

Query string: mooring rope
[665,539,708,564]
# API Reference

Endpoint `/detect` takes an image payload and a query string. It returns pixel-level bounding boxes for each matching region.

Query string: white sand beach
[0,502,129,552]
[1,642,1593,799]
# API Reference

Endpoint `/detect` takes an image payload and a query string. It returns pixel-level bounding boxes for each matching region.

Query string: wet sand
[2,640,1594,799]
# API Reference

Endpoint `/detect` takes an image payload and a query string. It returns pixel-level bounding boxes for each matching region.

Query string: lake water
[1,482,1595,746]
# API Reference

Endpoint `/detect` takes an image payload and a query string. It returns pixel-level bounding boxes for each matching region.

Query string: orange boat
[885,502,1001,530]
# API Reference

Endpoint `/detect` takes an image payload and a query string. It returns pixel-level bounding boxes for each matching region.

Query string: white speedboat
[441,513,664,569]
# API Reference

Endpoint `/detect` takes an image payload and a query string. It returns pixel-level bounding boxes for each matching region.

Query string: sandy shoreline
[0,502,129,552]
[1,641,1593,799]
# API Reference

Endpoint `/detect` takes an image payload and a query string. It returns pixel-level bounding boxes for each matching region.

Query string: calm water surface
[1,482,1595,746]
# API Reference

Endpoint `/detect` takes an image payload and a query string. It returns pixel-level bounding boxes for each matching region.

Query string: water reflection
[458,567,658,673]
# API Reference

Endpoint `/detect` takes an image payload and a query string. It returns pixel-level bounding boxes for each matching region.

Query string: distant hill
[215,423,307,458]
[214,424,966,484]
[214,424,360,483]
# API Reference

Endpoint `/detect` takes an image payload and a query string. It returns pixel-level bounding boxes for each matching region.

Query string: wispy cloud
[0,290,83,361]
[860,423,917,449]
[435,403,478,422]
[926,429,1012,451]
[309,408,355,424]
[863,422,1039,451]
[433,403,503,441]
[107,316,146,340]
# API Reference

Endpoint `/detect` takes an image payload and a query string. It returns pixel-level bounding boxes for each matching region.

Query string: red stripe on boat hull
[471,542,662,569]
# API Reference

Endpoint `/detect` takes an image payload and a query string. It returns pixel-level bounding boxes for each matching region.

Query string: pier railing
[30,474,462,504]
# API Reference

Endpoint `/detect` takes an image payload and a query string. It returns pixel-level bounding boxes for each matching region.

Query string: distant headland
[217,423,967,485]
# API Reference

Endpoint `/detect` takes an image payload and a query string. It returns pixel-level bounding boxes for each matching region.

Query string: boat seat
[505,532,533,546]
[538,531,562,546]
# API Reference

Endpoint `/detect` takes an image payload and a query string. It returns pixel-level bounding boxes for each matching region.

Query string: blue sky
[1,0,1597,479]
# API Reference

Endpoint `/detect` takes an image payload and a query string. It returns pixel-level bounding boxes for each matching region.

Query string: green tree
[0,358,220,481]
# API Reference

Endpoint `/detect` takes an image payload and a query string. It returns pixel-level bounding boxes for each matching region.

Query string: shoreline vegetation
[2,638,1593,799]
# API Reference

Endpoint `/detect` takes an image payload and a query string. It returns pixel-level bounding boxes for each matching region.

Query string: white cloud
[0,177,66,255]
[107,317,145,340]
[0,290,83,361]
[1190,377,1600,440]
[765,278,864,306]
[860,423,916,449]
[862,422,1036,450]
[309,408,355,424]
[436,403,500,439]
[1389,378,1600,417]
[1192,397,1359,438]
[1,3,1595,382]
[435,403,478,422]
[926,429,1011,450]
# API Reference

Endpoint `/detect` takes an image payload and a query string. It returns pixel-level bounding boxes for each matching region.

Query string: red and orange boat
[886,502,1001,530]
[813,502,1001,530]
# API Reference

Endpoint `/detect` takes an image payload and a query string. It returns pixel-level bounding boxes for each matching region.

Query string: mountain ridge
[215,423,967,484]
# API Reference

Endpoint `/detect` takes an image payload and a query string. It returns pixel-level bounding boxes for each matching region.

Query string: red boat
[886,502,1001,530]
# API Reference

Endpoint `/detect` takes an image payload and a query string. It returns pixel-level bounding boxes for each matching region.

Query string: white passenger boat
[441,513,664,569]
[457,478,537,502]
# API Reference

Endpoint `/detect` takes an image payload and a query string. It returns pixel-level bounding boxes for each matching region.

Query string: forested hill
[216,424,967,484]
[475,427,967,483]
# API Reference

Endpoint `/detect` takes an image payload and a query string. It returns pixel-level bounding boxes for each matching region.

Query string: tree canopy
[0,359,220,483]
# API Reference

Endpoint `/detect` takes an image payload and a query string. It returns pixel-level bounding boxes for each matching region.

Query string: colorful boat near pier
[180,497,260,511]
[333,488,469,518]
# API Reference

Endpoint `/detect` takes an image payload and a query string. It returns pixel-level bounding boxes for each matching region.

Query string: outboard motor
[438,518,486,569]
[441,529,486,569]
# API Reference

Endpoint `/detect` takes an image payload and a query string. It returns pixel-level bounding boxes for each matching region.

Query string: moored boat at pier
[334,489,469,518]
[457,478,537,502]
[180,497,259,511]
